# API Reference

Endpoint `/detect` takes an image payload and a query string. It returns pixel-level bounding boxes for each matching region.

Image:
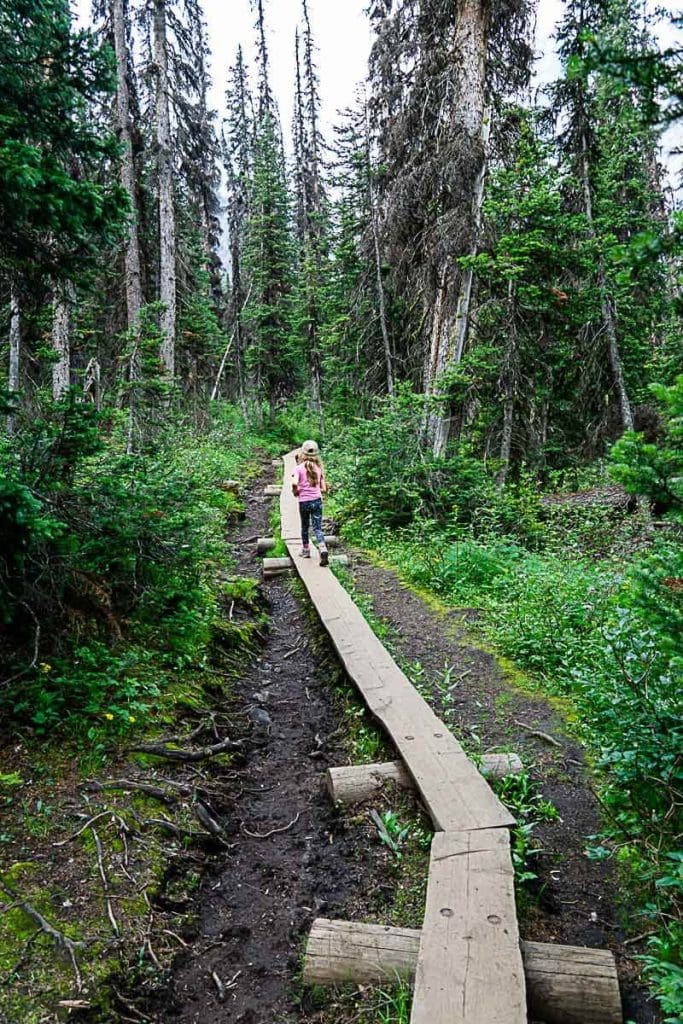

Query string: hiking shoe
[319,548,329,567]
[299,547,311,558]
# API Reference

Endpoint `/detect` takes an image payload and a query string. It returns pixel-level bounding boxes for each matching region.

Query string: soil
[0,463,663,1024]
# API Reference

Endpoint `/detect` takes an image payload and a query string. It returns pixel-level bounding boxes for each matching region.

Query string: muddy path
[119,467,656,1024]
[157,474,382,1024]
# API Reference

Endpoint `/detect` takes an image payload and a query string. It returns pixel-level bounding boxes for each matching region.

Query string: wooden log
[271,459,282,467]
[257,536,277,554]
[264,484,282,496]
[303,919,622,1024]
[263,557,293,571]
[411,828,526,1024]
[328,554,348,566]
[326,754,522,805]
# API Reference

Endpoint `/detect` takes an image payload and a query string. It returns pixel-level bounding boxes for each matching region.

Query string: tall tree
[111,0,143,330]
[152,0,177,377]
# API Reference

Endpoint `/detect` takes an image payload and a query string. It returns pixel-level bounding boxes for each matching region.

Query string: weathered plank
[411,829,526,1024]
[326,754,522,805]
[303,918,622,1024]
[280,451,513,833]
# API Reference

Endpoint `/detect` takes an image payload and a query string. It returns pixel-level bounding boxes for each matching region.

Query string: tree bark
[428,104,492,456]
[496,280,516,487]
[7,287,20,433]
[52,281,75,401]
[422,0,492,453]
[112,0,143,329]
[365,104,393,395]
[153,0,176,377]
[581,132,634,432]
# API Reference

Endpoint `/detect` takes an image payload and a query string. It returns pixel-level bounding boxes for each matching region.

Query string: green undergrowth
[330,508,681,1015]
[0,408,277,1022]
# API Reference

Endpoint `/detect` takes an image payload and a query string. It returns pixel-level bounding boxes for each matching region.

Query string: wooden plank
[326,754,522,805]
[280,451,513,833]
[411,829,526,1024]
[303,919,622,1024]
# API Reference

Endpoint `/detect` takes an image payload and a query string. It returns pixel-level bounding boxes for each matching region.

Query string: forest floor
[0,461,662,1023]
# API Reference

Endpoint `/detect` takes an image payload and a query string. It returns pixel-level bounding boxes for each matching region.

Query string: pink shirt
[293,462,324,502]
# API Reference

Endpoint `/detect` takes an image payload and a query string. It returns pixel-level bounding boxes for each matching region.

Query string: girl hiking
[292,440,329,566]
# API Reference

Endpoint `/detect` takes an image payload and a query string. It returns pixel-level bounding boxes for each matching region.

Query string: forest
[0,0,681,1022]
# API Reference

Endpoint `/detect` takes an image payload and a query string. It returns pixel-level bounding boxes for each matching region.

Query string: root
[128,735,243,762]
[91,827,120,937]
[241,811,300,839]
[513,719,563,748]
[0,881,84,991]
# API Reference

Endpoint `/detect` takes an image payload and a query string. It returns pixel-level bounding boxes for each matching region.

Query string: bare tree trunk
[423,0,491,454]
[496,282,516,487]
[429,107,491,456]
[580,132,634,432]
[52,281,75,401]
[112,0,143,329]
[7,287,20,433]
[153,0,176,378]
[365,104,393,395]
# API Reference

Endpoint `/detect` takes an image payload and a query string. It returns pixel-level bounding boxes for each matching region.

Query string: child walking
[292,440,329,566]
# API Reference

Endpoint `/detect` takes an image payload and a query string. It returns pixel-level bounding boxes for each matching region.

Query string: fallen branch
[128,735,243,762]
[0,882,83,991]
[241,812,300,839]
[513,719,563,748]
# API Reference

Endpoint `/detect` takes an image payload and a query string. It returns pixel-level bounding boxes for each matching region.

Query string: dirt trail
[161,475,375,1023]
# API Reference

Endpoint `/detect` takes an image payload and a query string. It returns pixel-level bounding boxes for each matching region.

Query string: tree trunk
[153,0,176,377]
[496,280,516,487]
[365,104,393,395]
[52,281,74,400]
[422,0,491,453]
[7,286,20,433]
[580,132,634,432]
[428,104,492,457]
[112,0,143,329]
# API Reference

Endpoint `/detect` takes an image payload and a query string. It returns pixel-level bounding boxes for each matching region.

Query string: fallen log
[326,754,522,806]
[263,485,282,496]
[263,554,349,581]
[303,918,622,1024]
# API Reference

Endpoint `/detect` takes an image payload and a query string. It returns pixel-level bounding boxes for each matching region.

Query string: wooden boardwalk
[277,451,526,1023]
[279,451,513,834]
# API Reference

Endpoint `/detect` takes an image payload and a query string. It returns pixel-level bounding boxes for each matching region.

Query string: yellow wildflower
[104,713,114,721]
[128,716,136,723]
[39,663,52,674]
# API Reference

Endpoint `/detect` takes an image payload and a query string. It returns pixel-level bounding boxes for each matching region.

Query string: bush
[0,401,265,732]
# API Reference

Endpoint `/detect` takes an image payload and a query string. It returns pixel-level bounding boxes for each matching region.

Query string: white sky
[76,0,681,182]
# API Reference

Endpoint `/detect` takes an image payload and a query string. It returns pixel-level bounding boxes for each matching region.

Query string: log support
[264,484,282,496]
[303,919,622,1024]
[326,755,522,806]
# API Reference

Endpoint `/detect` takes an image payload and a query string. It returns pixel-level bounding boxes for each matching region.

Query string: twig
[162,929,189,948]
[112,986,154,1022]
[623,930,657,946]
[241,812,300,839]
[513,719,563,748]
[84,779,179,803]
[53,810,113,846]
